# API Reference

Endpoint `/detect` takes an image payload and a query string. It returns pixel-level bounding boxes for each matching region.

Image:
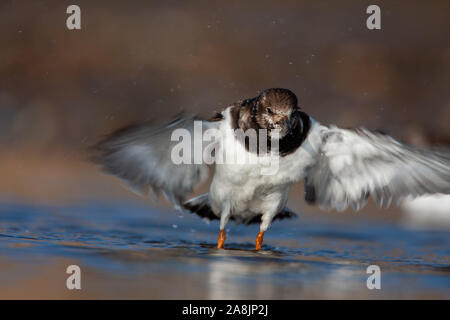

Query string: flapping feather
[306,127,450,211]
[92,114,219,205]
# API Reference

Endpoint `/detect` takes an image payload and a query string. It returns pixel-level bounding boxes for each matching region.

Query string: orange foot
[217,229,226,249]
[255,231,264,251]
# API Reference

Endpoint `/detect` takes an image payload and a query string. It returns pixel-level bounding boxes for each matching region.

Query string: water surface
[0,202,449,299]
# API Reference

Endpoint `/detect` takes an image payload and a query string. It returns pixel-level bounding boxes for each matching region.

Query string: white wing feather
[93,115,219,204]
[307,127,450,211]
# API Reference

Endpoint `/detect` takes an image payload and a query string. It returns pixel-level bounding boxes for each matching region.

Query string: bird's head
[252,88,301,138]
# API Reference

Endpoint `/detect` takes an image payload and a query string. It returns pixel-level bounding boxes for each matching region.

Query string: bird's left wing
[305,127,450,211]
[92,114,220,205]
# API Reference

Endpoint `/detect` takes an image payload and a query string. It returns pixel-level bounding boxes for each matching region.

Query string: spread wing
[306,127,450,211]
[92,114,220,205]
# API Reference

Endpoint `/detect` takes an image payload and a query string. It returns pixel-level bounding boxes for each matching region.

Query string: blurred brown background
[0,0,449,211]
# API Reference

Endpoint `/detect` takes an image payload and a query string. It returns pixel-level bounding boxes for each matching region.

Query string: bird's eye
[267,108,274,115]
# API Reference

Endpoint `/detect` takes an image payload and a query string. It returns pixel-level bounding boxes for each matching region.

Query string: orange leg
[255,231,264,251]
[217,229,226,249]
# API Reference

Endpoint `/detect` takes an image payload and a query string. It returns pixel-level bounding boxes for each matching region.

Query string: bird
[92,88,450,250]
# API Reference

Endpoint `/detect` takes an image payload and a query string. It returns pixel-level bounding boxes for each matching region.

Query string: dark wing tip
[183,199,219,221]
[243,208,297,225]
[183,198,298,225]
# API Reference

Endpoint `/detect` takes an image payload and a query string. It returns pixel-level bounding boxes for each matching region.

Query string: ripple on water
[0,201,449,298]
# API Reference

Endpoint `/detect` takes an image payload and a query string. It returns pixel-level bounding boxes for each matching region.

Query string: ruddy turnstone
[93,88,450,250]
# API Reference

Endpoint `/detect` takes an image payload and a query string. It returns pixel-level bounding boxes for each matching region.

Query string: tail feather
[182,193,297,225]
[182,194,218,220]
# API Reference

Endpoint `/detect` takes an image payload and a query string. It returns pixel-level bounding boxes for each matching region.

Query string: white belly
[207,110,322,220]
[208,137,294,219]
[209,165,291,220]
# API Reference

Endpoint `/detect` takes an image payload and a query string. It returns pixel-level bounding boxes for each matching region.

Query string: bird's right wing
[92,114,220,205]
[305,127,450,211]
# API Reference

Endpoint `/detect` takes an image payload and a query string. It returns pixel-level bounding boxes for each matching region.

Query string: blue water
[0,201,449,299]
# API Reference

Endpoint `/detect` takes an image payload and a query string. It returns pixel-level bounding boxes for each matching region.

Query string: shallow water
[0,201,449,299]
